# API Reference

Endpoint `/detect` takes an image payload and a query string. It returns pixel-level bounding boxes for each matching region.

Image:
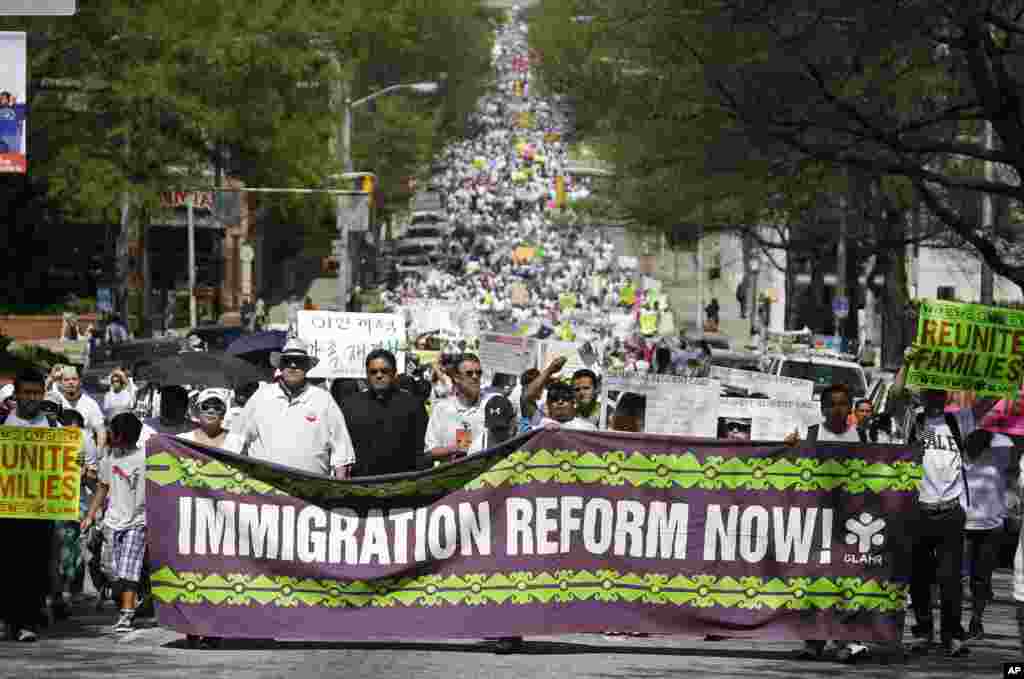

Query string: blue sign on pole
[832,296,850,318]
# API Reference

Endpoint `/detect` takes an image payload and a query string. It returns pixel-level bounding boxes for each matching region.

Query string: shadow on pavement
[159,637,803,662]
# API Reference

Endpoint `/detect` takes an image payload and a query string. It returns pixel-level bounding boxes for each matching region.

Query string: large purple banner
[146,430,919,641]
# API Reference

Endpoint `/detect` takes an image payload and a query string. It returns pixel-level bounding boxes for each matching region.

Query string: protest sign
[558,292,577,312]
[297,311,405,379]
[402,301,460,335]
[907,299,1024,396]
[148,430,918,642]
[479,333,537,376]
[540,340,589,376]
[718,398,821,441]
[710,366,814,401]
[0,426,82,520]
[603,372,721,437]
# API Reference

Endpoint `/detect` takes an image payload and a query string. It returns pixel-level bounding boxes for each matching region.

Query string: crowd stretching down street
[3,7,1024,675]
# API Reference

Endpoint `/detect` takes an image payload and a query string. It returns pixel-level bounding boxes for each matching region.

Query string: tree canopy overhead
[531,0,1024,290]
[8,0,495,222]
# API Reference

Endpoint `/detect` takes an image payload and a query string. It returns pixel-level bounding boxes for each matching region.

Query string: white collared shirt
[226,382,355,475]
[59,391,105,443]
[426,392,500,452]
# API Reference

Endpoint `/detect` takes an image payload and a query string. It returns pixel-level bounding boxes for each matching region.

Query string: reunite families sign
[0,426,83,520]
[907,299,1024,396]
[147,430,920,641]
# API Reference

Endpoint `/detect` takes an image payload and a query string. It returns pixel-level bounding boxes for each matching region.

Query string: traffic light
[361,176,375,208]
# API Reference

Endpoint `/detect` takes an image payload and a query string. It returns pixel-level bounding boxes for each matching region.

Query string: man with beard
[341,349,428,476]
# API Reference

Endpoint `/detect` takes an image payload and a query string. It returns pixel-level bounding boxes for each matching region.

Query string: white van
[766,352,868,401]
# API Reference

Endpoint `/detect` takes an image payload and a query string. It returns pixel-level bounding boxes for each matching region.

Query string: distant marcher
[103,368,135,419]
[59,366,106,449]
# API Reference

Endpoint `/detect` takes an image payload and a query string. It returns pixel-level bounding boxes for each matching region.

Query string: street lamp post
[334,79,439,310]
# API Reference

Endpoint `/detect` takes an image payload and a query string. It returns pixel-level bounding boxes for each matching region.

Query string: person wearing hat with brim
[225,338,356,478]
[179,388,241,453]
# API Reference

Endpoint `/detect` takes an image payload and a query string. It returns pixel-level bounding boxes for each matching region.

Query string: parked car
[765,351,868,401]
[185,325,249,353]
[82,336,183,394]
[410,211,447,227]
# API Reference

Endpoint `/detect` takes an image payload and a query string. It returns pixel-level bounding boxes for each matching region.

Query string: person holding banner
[539,382,597,430]
[228,339,356,478]
[342,349,429,476]
[0,369,53,642]
[892,346,998,657]
[426,354,500,461]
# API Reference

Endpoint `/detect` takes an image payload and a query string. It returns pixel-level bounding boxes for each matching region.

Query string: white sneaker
[112,612,134,633]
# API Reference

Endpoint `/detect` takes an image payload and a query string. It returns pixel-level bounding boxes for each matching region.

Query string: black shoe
[51,599,71,621]
[486,637,524,654]
[967,616,984,640]
[944,638,969,657]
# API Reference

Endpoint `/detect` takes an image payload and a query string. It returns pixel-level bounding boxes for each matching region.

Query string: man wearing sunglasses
[425,353,500,462]
[538,382,596,430]
[340,349,428,476]
[227,339,355,478]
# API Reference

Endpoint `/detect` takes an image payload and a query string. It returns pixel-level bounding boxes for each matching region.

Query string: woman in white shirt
[178,388,242,453]
[962,429,1013,640]
[102,369,135,418]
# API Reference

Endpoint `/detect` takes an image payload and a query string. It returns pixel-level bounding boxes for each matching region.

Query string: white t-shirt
[814,423,864,443]
[179,429,243,454]
[426,392,500,453]
[963,434,1013,530]
[99,445,146,531]
[4,412,49,427]
[538,416,598,431]
[60,392,105,443]
[918,409,976,505]
[103,387,135,418]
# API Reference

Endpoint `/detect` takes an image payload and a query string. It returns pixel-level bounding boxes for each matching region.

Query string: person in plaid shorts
[82,412,147,633]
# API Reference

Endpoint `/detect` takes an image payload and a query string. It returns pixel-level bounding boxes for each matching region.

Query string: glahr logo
[844,512,885,565]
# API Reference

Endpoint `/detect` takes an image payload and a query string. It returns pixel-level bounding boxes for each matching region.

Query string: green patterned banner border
[147,448,923,499]
[151,567,907,613]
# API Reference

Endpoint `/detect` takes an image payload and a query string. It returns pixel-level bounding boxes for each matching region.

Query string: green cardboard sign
[907,299,1024,396]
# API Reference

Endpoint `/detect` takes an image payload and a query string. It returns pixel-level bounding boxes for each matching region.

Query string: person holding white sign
[227,339,356,478]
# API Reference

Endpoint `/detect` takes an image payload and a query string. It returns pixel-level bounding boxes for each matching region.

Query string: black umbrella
[138,352,270,389]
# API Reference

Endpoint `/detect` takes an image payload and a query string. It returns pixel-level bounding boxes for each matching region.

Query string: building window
[937,286,956,301]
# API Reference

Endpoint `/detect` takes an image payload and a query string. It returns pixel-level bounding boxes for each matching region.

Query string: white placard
[402,301,460,335]
[717,397,821,441]
[709,366,814,401]
[604,372,721,437]
[479,333,537,375]
[297,311,405,379]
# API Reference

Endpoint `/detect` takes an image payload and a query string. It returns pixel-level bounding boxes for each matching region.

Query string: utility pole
[328,51,351,311]
[187,195,197,328]
[980,120,995,305]
[696,222,705,332]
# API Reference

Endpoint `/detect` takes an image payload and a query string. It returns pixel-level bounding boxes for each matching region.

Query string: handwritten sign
[604,372,721,437]
[718,398,820,441]
[709,366,814,401]
[908,299,1024,396]
[479,333,537,376]
[0,426,82,520]
[297,311,405,379]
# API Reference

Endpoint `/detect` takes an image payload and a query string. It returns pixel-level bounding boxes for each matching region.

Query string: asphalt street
[1,571,1021,679]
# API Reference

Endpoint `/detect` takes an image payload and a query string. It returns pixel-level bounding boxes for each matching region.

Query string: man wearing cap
[340,349,428,476]
[469,394,517,453]
[227,339,356,477]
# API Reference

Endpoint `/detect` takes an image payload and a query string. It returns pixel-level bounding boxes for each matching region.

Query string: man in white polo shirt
[226,339,355,477]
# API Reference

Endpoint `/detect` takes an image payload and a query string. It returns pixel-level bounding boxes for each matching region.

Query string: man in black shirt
[342,349,429,477]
